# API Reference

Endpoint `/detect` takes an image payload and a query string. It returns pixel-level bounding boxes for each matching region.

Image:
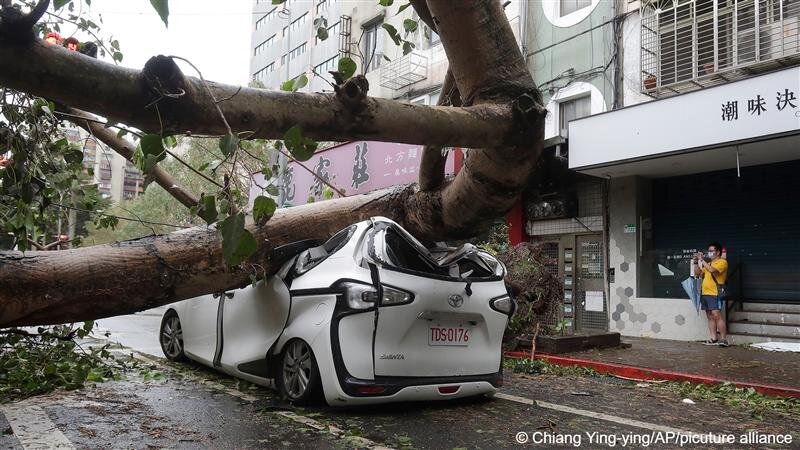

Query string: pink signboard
[251,141,457,206]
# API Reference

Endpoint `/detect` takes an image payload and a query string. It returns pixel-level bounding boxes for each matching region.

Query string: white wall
[607,177,710,341]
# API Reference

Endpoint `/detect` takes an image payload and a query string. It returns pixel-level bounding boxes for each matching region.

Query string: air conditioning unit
[739,16,800,63]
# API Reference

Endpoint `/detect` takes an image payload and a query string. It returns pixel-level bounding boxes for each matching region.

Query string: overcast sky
[74,0,253,86]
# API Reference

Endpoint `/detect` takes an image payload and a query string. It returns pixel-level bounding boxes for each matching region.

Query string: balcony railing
[379,51,428,90]
[641,0,800,96]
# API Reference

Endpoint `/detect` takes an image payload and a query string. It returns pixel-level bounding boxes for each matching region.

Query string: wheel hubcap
[282,341,312,399]
[160,316,183,359]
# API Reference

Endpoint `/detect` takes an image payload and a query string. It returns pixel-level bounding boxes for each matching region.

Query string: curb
[504,351,800,399]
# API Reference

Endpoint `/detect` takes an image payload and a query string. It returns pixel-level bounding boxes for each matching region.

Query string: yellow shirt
[701,259,728,296]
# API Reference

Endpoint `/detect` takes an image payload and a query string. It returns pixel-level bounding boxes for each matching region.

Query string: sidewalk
[507,336,800,398]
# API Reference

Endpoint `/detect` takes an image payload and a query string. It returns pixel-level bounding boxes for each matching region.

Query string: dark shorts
[701,295,722,311]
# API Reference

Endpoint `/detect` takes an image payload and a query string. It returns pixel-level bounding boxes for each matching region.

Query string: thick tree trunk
[0,41,522,149]
[0,187,410,326]
[0,0,545,327]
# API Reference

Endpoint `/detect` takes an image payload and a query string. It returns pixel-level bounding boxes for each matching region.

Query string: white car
[159,217,514,406]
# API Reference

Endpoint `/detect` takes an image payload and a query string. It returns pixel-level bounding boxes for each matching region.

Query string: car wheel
[278,339,323,405]
[159,310,187,362]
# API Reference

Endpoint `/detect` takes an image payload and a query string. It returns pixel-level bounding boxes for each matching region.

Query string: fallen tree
[0,0,545,327]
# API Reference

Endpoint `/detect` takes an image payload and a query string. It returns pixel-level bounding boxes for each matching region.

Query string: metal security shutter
[652,160,800,302]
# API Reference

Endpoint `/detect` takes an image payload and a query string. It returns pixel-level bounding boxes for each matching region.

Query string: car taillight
[438,385,460,394]
[490,295,514,315]
[340,282,413,309]
[356,386,386,395]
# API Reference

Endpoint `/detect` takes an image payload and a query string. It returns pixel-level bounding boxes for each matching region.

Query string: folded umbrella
[681,277,702,313]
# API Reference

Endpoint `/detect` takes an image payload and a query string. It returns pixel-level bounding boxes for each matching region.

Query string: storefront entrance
[647,159,800,303]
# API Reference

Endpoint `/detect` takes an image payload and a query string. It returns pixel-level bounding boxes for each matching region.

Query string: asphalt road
[1,311,798,449]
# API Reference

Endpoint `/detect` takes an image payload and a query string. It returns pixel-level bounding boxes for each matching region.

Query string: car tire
[277,339,323,405]
[159,310,188,362]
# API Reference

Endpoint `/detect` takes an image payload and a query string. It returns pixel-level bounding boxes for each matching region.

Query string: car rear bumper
[340,371,503,397]
[328,377,501,406]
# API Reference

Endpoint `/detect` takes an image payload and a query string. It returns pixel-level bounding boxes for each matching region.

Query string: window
[254,63,275,81]
[253,35,276,56]
[559,0,591,17]
[558,95,591,135]
[287,43,307,62]
[316,0,337,14]
[363,20,384,73]
[289,13,307,34]
[255,8,277,30]
[314,55,339,79]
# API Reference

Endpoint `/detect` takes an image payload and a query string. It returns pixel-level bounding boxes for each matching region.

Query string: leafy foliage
[0,96,106,251]
[496,243,563,341]
[0,322,138,402]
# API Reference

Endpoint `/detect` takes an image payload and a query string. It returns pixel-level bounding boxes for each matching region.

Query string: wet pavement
[565,337,800,389]
[1,313,798,449]
[2,356,798,449]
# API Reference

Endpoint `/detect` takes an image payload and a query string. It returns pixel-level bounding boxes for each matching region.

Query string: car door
[180,293,220,364]
[219,276,291,381]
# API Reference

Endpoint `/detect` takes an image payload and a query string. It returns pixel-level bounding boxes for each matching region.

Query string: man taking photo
[694,242,729,347]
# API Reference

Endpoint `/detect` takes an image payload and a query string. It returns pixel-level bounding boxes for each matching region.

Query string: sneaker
[702,339,718,345]
[718,339,730,347]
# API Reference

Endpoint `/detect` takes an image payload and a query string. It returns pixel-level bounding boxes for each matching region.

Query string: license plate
[428,325,470,346]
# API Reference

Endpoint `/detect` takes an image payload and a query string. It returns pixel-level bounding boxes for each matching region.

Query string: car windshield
[366,220,503,280]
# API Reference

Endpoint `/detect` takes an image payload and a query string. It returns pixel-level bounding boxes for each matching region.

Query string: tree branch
[418,69,461,191]
[65,107,200,209]
[0,186,411,326]
[0,40,524,149]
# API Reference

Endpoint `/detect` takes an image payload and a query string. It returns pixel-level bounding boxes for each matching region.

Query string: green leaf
[113,52,123,63]
[219,133,239,157]
[397,2,412,14]
[272,0,286,4]
[64,149,83,165]
[266,185,279,196]
[219,213,258,267]
[253,196,277,223]
[338,57,357,80]
[261,165,273,179]
[140,134,166,161]
[402,41,415,55]
[116,129,128,139]
[403,19,418,34]
[197,194,218,225]
[378,0,393,6]
[283,125,317,162]
[53,0,71,9]
[293,74,308,92]
[280,78,295,91]
[382,23,402,46]
[149,0,169,28]
[316,26,329,41]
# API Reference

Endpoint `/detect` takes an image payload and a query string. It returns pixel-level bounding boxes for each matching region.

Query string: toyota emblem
[448,294,464,308]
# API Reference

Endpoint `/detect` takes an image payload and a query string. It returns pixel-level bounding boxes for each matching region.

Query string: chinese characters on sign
[721,89,797,121]
[249,141,459,207]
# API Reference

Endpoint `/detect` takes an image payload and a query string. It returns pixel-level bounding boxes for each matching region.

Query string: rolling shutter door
[652,160,800,302]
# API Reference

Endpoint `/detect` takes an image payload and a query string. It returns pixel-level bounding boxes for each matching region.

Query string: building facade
[65,128,144,203]
[515,0,800,343]
[249,0,522,205]
[250,0,522,102]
